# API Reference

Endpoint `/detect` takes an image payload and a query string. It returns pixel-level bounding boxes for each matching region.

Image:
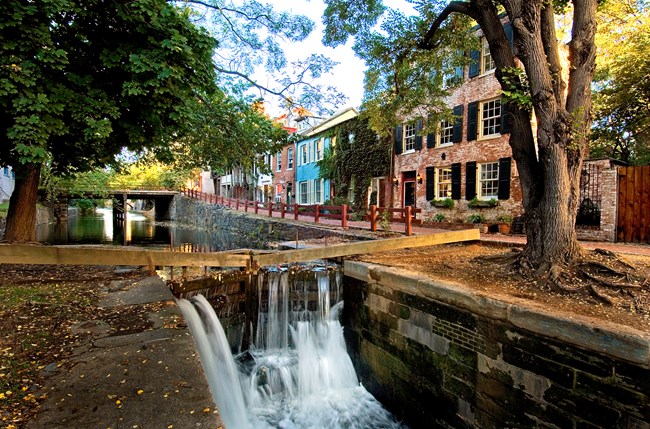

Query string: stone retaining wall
[342,261,649,429]
[171,195,371,244]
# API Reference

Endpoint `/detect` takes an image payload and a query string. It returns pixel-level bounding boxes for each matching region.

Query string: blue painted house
[295,108,358,205]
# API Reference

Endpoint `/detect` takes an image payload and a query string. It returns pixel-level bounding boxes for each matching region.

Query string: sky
[258,0,414,116]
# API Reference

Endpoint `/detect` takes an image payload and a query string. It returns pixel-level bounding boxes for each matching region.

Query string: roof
[302,107,359,137]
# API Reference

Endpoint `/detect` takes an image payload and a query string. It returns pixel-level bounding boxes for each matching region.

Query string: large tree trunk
[3,163,42,242]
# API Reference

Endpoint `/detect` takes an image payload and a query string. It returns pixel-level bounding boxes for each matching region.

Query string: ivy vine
[317,117,391,212]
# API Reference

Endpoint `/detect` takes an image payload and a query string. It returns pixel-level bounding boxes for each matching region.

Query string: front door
[404,180,416,210]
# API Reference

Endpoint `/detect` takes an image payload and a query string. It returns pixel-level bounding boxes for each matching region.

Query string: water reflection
[37,208,268,251]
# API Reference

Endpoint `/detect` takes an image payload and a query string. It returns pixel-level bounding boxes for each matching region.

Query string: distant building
[0,166,15,202]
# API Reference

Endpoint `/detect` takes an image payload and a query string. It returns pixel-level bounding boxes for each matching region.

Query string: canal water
[177,268,407,429]
[36,207,268,251]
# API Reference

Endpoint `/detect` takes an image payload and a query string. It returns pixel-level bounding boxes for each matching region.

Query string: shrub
[467,213,485,224]
[432,213,447,222]
[430,198,454,208]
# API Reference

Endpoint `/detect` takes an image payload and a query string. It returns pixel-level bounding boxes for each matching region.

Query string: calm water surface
[37,208,268,251]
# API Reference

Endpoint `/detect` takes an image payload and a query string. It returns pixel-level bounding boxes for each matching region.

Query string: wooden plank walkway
[0,229,479,272]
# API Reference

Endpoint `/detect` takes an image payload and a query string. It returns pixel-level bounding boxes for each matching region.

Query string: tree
[0,0,218,242]
[180,0,348,115]
[591,0,650,164]
[323,0,598,274]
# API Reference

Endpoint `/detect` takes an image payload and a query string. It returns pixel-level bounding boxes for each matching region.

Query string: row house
[393,20,523,225]
[271,108,357,206]
[0,166,15,202]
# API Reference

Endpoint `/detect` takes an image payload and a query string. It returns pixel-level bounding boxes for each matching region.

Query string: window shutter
[455,66,464,79]
[452,104,464,143]
[394,125,403,155]
[469,49,480,78]
[451,163,461,200]
[465,161,477,200]
[498,157,511,200]
[426,116,436,148]
[426,166,435,201]
[501,98,511,134]
[415,119,423,150]
[504,22,514,53]
[467,101,478,141]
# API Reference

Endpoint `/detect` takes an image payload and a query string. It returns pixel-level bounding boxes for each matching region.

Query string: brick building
[392,22,522,225]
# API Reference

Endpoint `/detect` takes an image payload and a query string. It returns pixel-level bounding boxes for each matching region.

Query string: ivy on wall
[318,117,391,211]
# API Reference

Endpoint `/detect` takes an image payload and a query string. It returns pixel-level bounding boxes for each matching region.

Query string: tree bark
[3,163,42,243]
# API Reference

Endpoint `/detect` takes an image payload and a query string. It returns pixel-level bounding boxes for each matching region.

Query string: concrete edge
[343,260,650,368]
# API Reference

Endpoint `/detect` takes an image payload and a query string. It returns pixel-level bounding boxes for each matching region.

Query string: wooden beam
[254,229,480,266]
[0,244,250,268]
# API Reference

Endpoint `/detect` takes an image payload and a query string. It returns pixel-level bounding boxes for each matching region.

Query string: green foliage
[322,0,475,135]
[591,0,650,164]
[467,213,485,224]
[0,202,8,218]
[430,198,454,208]
[70,199,98,211]
[0,0,218,173]
[379,209,392,232]
[468,197,498,208]
[318,117,390,211]
[497,214,513,225]
[432,213,447,222]
[501,67,532,111]
[323,196,351,206]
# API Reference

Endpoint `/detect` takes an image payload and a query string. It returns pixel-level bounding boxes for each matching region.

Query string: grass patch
[0,202,8,219]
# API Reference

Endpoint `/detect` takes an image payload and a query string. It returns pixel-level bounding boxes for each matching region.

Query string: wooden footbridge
[0,229,479,273]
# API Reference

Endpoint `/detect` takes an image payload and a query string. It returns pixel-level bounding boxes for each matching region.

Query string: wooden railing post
[244,199,249,212]
[236,198,240,210]
[268,201,273,217]
[281,202,285,218]
[255,201,259,214]
[405,206,412,236]
[370,205,377,231]
[315,205,320,223]
[342,204,348,228]
[294,204,299,220]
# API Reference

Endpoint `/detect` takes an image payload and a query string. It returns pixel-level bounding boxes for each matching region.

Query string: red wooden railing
[183,189,420,235]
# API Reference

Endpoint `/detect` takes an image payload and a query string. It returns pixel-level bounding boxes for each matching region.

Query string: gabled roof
[302,107,359,138]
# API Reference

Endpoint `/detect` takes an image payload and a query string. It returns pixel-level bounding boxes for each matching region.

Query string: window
[481,37,495,74]
[299,181,309,204]
[438,120,454,146]
[276,152,282,171]
[316,139,323,161]
[3,167,8,176]
[300,144,308,165]
[480,99,501,138]
[403,122,416,152]
[479,162,499,198]
[436,168,452,198]
[287,148,293,170]
[314,179,323,204]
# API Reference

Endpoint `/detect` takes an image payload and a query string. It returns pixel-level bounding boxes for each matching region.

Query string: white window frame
[479,162,499,199]
[437,120,454,147]
[436,167,452,199]
[287,147,293,170]
[479,98,501,139]
[276,152,282,172]
[299,181,309,204]
[403,122,416,152]
[313,179,324,204]
[300,144,308,165]
[315,139,324,161]
[481,37,496,75]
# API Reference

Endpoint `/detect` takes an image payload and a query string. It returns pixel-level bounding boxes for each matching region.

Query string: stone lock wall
[342,261,650,429]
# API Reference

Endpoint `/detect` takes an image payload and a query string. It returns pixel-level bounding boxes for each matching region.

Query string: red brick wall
[393,72,524,224]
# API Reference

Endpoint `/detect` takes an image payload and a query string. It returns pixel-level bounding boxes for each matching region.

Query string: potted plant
[467,213,488,233]
[496,214,513,234]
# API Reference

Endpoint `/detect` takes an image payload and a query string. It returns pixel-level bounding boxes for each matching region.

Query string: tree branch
[417,1,472,50]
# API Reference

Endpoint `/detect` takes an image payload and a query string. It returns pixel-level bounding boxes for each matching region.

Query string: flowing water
[177,267,406,429]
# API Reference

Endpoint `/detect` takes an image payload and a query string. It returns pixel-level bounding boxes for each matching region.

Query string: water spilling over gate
[176,266,406,429]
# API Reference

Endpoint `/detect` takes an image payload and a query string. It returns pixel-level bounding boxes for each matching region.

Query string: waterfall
[177,266,406,429]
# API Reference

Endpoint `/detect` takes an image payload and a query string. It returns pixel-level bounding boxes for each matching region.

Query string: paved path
[220,202,650,257]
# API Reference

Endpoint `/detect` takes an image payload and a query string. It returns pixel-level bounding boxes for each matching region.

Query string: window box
[468,197,498,208]
[431,198,454,209]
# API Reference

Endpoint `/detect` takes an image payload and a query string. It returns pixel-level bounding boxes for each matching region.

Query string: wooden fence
[617,165,650,243]
[183,189,420,235]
